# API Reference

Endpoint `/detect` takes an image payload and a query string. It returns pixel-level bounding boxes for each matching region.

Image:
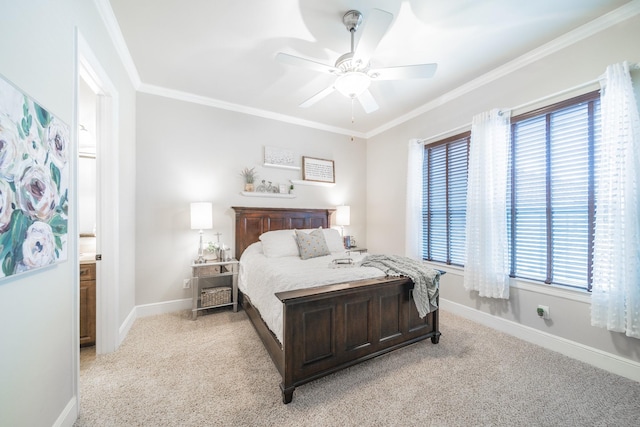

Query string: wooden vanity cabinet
[79,263,96,347]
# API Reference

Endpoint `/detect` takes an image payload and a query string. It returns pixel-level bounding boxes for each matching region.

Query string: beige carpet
[76,309,640,426]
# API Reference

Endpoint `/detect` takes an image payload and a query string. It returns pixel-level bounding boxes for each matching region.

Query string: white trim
[119,306,137,344]
[93,0,141,88]
[95,93,120,355]
[441,299,640,383]
[53,397,77,427]
[366,1,640,138]
[425,261,591,303]
[511,277,592,304]
[136,298,192,318]
[138,83,367,139]
[77,31,121,355]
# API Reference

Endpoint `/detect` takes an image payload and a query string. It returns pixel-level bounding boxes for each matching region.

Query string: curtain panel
[591,61,640,339]
[406,139,424,260]
[463,109,511,299]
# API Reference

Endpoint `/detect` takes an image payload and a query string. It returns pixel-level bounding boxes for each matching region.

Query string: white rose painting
[0,75,68,280]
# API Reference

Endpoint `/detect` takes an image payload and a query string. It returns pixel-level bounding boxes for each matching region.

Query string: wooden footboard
[242,276,439,403]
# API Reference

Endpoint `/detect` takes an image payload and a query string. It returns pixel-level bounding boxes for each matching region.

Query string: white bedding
[238,242,385,344]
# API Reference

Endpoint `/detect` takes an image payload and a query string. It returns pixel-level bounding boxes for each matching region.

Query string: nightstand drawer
[195,264,221,276]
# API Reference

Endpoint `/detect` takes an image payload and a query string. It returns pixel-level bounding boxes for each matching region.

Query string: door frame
[76,31,120,355]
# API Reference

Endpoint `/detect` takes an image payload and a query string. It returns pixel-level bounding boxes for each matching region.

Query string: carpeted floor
[76,309,640,426]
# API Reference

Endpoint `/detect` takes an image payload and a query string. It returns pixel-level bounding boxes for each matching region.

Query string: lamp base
[195,230,206,263]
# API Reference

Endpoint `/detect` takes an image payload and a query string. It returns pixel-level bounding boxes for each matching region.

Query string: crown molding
[138,83,367,138]
[93,0,141,88]
[365,0,640,138]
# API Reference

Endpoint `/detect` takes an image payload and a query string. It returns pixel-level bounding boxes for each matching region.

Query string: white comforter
[238,243,385,344]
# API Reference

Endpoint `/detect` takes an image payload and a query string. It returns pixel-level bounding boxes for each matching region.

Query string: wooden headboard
[231,207,335,259]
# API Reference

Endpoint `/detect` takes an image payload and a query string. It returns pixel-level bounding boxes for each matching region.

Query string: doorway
[77,32,120,356]
[78,77,97,358]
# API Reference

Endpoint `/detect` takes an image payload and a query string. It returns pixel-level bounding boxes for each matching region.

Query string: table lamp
[335,205,351,248]
[190,202,212,263]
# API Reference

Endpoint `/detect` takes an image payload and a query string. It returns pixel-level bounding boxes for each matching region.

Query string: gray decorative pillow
[295,228,330,260]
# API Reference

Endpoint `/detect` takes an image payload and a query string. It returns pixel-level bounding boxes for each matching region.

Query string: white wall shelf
[290,179,335,188]
[263,163,301,170]
[241,191,296,198]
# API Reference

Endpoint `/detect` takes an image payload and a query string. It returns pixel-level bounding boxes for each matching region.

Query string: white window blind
[423,134,469,265]
[509,93,600,290]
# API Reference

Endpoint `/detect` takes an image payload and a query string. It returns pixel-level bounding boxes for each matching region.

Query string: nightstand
[191,259,238,320]
[347,247,367,255]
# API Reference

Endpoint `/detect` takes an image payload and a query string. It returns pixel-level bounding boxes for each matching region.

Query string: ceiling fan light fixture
[334,71,371,98]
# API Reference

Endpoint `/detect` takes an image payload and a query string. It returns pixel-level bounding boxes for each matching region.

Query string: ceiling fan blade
[370,63,438,80]
[276,52,338,74]
[352,9,393,67]
[357,89,379,114]
[299,85,336,108]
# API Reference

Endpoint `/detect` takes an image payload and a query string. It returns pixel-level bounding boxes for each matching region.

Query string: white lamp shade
[334,72,371,98]
[190,202,213,230]
[335,205,351,226]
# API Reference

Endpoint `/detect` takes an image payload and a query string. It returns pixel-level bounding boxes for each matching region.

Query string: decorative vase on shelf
[240,167,257,192]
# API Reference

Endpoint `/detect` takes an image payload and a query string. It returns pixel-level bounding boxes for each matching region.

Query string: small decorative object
[206,241,220,260]
[219,244,232,261]
[240,167,257,192]
[279,184,287,194]
[256,180,279,193]
[190,202,213,263]
[289,184,295,194]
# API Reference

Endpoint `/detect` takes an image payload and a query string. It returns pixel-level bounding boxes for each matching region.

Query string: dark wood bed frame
[232,206,440,403]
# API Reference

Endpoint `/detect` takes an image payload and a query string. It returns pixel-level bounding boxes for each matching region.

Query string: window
[509,91,600,290]
[422,133,470,265]
[421,91,600,291]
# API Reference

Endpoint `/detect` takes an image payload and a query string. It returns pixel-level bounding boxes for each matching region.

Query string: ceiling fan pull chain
[351,98,355,123]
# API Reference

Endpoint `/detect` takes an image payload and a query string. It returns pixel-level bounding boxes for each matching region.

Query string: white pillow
[259,227,343,257]
[259,229,299,258]
[323,228,346,253]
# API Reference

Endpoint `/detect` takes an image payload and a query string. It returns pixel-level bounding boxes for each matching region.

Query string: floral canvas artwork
[0,75,69,280]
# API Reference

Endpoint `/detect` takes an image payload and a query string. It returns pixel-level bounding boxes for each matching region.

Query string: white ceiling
[108,0,632,136]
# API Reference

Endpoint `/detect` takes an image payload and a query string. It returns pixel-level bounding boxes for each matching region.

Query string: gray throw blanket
[359,254,440,318]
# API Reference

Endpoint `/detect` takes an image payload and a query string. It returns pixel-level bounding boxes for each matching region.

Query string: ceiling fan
[276,8,437,114]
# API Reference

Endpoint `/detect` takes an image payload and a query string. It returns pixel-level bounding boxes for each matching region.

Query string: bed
[232,206,441,403]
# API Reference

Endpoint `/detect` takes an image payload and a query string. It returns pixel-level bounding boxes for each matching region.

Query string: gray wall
[366,13,640,365]
[0,1,136,425]
[135,93,368,305]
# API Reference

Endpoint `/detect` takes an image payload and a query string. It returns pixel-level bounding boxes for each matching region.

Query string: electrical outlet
[537,305,550,319]
[183,279,191,289]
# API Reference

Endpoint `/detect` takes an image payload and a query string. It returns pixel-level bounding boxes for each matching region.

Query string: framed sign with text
[302,156,335,183]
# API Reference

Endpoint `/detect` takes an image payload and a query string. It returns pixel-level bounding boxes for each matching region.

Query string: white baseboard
[118,306,137,346]
[135,298,191,318]
[440,299,640,383]
[53,397,77,427]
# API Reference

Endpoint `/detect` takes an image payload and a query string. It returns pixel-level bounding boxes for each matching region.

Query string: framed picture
[264,146,300,170]
[0,74,69,280]
[302,156,335,183]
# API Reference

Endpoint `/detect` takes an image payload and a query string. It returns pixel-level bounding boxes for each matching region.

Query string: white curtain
[463,109,511,299]
[406,139,423,260]
[591,61,640,339]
